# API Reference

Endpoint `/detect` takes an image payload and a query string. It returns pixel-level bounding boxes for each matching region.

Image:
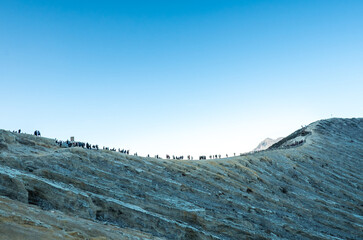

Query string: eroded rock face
[0,118,362,239]
[0,196,164,240]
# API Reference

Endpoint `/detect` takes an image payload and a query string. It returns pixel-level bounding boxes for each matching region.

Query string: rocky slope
[0,118,362,239]
[253,137,283,152]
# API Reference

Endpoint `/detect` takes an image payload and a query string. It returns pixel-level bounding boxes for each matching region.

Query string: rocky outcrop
[0,118,362,239]
[0,196,164,240]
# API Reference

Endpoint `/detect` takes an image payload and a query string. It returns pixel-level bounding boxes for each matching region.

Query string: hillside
[0,118,362,239]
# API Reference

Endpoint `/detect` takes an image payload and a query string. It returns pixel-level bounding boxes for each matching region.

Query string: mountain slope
[0,118,362,239]
[253,137,283,152]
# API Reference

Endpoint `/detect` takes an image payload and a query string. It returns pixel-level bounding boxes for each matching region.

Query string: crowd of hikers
[13,129,240,160]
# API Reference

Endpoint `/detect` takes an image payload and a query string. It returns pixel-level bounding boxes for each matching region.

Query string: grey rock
[0,118,362,239]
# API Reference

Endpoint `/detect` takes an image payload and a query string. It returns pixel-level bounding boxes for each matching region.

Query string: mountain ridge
[0,118,362,239]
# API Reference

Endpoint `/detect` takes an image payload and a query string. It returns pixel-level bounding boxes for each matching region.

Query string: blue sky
[1,0,362,157]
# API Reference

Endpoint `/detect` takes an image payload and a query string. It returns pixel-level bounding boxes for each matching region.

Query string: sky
[1,0,362,158]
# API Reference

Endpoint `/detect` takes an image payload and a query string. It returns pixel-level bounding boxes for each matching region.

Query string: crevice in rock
[27,189,53,210]
[95,210,104,221]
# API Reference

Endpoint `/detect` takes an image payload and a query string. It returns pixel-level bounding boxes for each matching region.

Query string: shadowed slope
[0,118,362,239]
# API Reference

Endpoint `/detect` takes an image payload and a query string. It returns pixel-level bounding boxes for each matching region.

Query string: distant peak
[253,137,283,152]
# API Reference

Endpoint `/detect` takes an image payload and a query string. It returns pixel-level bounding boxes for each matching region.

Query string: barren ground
[0,118,362,239]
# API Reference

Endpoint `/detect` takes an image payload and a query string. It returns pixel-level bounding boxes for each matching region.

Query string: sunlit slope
[0,118,362,239]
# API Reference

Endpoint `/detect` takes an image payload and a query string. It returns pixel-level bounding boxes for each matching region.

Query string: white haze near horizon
[1,113,354,159]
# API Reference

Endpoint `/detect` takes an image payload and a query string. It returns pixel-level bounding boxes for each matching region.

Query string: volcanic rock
[0,118,362,239]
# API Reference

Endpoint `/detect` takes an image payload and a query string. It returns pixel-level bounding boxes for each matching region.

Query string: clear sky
[1,0,362,158]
